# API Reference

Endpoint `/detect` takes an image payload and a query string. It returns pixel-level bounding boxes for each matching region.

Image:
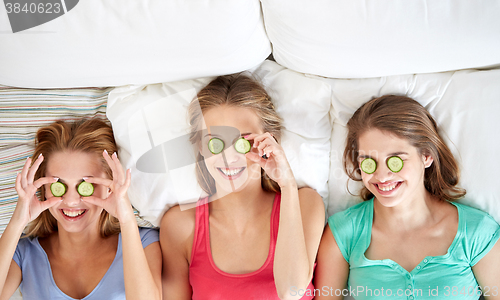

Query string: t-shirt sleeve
[463,206,500,266]
[13,240,24,269]
[328,210,355,263]
[12,237,31,270]
[139,227,159,249]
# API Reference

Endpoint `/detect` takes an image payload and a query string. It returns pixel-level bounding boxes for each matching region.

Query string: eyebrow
[358,152,409,159]
[203,132,252,138]
[56,176,94,184]
[203,133,221,138]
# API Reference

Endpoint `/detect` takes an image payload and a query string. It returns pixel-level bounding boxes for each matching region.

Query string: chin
[374,196,403,208]
[215,176,249,194]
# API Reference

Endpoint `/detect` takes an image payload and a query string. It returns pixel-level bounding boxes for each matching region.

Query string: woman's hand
[81,150,135,224]
[14,154,61,225]
[244,132,296,189]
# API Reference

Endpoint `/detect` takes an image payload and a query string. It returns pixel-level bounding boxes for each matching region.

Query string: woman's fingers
[27,154,43,183]
[15,172,25,196]
[111,152,127,184]
[20,157,31,188]
[103,150,119,178]
[243,133,258,141]
[253,132,274,143]
[245,152,267,166]
[40,196,63,211]
[103,150,127,184]
[124,168,131,189]
[82,176,113,187]
[33,176,58,189]
[256,140,276,157]
[248,133,277,156]
[81,195,107,208]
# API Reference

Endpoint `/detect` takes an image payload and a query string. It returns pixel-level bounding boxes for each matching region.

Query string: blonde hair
[25,118,121,238]
[344,95,466,201]
[188,74,282,195]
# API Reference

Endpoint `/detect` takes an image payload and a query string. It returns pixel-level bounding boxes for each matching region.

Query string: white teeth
[62,209,85,217]
[219,167,244,176]
[378,182,398,191]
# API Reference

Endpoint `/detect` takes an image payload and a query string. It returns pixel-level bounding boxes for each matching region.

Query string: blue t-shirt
[13,227,159,300]
[328,199,500,300]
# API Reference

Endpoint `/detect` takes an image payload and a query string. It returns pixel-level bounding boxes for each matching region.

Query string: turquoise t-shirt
[328,199,500,300]
[13,227,159,300]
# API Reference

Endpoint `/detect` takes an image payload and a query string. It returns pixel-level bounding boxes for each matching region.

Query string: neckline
[362,198,462,274]
[205,193,279,278]
[35,233,121,299]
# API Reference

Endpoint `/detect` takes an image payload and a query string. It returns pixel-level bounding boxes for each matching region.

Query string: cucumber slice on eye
[77,181,94,197]
[50,182,66,197]
[361,158,377,174]
[234,137,251,154]
[387,156,404,173]
[208,138,225,154]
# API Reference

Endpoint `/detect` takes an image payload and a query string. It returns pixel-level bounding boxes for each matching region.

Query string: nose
[62,187,81,207]
[222,144,243,165]
[373,162,393,183]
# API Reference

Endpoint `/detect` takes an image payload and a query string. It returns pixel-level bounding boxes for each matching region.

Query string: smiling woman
[315,95,500,300]
[0,118,162,300]
[160,74,325,300]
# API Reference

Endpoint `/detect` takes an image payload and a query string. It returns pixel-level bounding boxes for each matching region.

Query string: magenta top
[189,193,315,300]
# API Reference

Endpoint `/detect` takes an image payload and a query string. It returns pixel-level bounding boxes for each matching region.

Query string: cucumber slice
[387,156,403,173]
[50,182,66,197]
[234,137,251,154]
[208,138,224,154]
[360,158,377,174]
[77,181,94,197]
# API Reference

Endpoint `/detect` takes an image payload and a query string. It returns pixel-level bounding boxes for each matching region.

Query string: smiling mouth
[61,209,86,218]
[217,167,245,177]
[375,181,402,192]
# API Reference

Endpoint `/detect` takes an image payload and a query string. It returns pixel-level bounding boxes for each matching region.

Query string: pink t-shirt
[189,193,315,300]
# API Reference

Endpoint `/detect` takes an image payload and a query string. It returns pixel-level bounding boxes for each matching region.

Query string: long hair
[343,95,466,201]
[188,74,283,195]
[25,118,121,238]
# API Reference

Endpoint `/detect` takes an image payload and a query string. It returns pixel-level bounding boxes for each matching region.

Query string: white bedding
[0,0,270,88]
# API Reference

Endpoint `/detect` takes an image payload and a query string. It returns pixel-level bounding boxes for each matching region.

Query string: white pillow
[261,0,500,78]
[107,61,332,226]
[321,69,500,223]
[0,0,270,88]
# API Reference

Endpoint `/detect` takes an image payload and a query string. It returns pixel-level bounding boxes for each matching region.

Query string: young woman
[315,95,500,299]
[160,74,325,300]
[0,119,161,300]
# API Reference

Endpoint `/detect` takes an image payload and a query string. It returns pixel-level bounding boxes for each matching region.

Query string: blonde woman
[160,74,325,300]
[0,119,161,300]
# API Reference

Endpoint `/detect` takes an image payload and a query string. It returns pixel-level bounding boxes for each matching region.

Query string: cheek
[246,160,261,177]
[361,173,373,188]
[203,156,218,173]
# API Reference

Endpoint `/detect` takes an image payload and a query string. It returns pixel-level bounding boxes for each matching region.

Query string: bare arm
[82,151,161,300]
[160,205,195,300]
[0,221,24,300]
[247,133,325,300]
[120,221,162,300]
[314,225,350,300]
[274,186,325,300]
[472,240,500,299]
[0,155,60,299]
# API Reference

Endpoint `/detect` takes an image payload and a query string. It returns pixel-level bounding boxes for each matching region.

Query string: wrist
[9,213,29,233]
[11,208,30,228]
[117,210,137,227]
[279,182,298,193]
